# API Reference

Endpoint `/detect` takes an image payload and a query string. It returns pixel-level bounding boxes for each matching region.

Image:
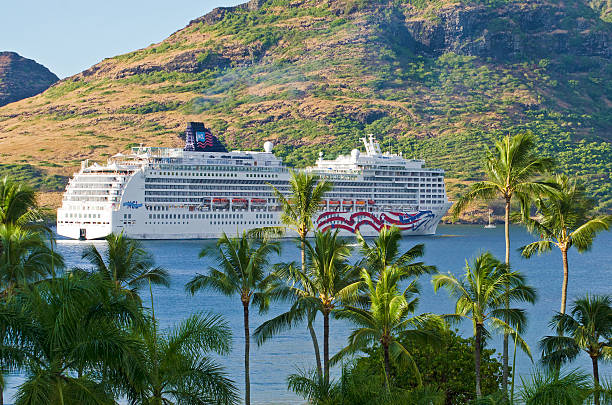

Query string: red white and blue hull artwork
[316,210,446,236]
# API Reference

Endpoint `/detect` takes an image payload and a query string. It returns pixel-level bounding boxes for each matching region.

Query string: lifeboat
[232,198,248,208]
[355,200,366,206]
[368,200,376,205]
[342,200,353,206]
[251,198,266,206]
[212,198,229,208]
[329,200,340,205]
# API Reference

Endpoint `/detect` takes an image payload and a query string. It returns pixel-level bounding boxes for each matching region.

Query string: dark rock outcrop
[0,52,59,107]
[402,2,612,60]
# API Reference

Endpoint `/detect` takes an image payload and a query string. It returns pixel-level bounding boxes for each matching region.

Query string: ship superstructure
[57,123,452,239]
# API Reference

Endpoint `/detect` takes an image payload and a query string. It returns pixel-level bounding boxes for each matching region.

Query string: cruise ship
[57,122,452,240]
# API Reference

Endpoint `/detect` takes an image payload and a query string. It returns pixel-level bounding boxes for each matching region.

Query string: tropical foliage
[451,132,554,393]
[432,252,537,398]
[0,176,42,228]
[265,169,331,377]
[129,313,238,405]
[0,224,63,294]
[540,295,612,405]
[519,368,592,405]
[80,232,169,299]
[352,326,504,405]
[255,230,358,384]
[520,174,612,313]
[0,273,144,405]
[185,232,280,405]
[355,226,435,278]
[334,265,436,388]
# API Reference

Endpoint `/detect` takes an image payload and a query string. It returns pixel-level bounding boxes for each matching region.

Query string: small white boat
[484,209,496,229]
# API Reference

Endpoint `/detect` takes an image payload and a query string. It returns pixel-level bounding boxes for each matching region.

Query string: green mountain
[0,0,610,210]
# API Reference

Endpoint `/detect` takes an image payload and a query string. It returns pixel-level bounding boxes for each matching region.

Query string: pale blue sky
[0,0,244,78]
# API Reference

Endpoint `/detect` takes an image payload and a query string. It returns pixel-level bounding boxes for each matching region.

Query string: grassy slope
[0,0,610,212]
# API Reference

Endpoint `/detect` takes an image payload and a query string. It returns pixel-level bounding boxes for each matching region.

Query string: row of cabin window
[152,171,279,178]
[148,213,274,220]
[144,220,278,226]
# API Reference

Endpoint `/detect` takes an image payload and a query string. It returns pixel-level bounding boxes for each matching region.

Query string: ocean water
[4,225,612,403]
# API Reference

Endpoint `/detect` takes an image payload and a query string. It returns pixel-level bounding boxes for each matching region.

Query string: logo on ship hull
[316,211,435,233]
[123,201,142,209]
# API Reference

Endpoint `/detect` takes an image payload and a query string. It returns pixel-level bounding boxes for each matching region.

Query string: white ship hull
[57,205,450,240]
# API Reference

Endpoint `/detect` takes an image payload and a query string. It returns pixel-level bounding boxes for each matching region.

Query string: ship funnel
[184,122,228,153]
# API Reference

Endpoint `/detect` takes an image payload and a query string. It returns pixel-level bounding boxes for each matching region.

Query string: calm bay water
[5,225,612,403]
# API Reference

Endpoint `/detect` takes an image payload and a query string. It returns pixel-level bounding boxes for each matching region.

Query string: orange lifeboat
[232,198,248,208]
[212,198,229,208]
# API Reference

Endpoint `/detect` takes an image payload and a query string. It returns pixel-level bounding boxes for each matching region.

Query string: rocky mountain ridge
[0,52,58,107]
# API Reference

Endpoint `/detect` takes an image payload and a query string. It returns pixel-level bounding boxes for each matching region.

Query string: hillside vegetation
[0,0,610,211]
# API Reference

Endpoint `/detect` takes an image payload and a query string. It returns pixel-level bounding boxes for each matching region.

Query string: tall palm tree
[334,266,437,389]
[520,175,611,314]
[432,252,537,398]
[451,132,554,392]
[0,224,63,294]
[253,230,359,384]
[269,169,332,376]
[0,273,145,405]
[185,232,280,405]
[356,226,435,278]
[81,232,169,300]
[130,312,238,405]
[540,294,612,405]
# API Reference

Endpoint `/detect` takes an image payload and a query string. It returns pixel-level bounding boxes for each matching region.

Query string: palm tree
[287,364,445,405]
[81,232,169,300]
[356,226,435,278]
[0,177,42,227]
[0,224,63,294]
[334,265,437,389]
[540,294,612,405]
[432,252,537,398]
[185,232,280,405]
[519,368,591,405]
[254,230,359,385]
[0,273,145,405]
[451,132,554,392]
[269,169,332,376]
[130,312,238,405]
[520,175,611,314]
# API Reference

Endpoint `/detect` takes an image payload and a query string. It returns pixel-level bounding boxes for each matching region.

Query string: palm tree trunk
[475,323,483,399]
[560,248,569,314]
[57,378,65,405]
[243,301,251,405]
[301,237,306,273]
[592,355,600,405]
[323,310,330,385]
[382,341,391,391]
[301,234,322,377]
[308,317,323,379]
[502,196,511,395]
